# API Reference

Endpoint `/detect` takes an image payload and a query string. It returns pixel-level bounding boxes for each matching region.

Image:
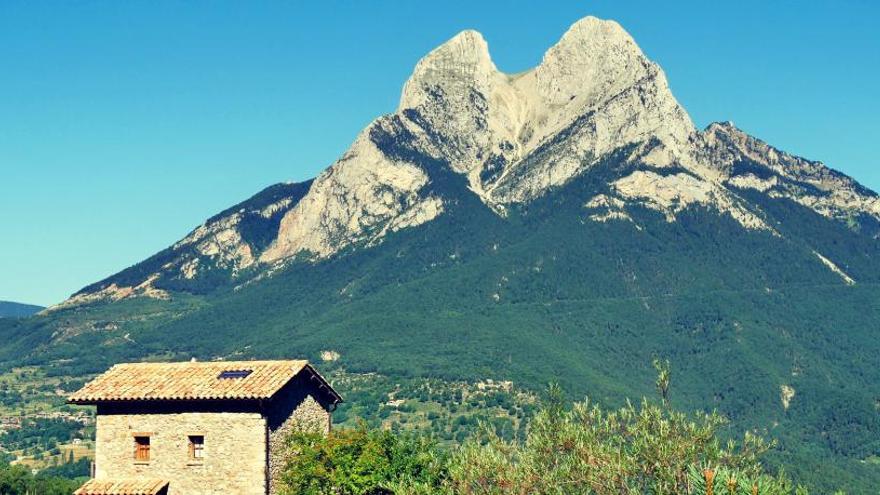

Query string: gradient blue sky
[2,1,878,306]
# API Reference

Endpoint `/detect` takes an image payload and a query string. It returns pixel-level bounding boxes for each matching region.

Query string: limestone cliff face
[61,16,879,306]
[58,182,312,309]
[486,18,697,203]
[699,122,880,223]
[260,129,444,262]
[261,17,700,262]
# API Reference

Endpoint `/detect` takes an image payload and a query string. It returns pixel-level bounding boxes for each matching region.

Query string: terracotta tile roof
[75,478,169,495]
[68,359,320,403]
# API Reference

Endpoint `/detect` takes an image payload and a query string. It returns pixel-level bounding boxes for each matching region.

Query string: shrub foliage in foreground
[279,425,447,494]
[279,386,816,495]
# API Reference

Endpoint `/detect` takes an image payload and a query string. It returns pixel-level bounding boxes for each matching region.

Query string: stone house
[68,360,342,495]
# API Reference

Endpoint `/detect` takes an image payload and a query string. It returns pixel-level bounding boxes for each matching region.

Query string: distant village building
[68,360,342,495]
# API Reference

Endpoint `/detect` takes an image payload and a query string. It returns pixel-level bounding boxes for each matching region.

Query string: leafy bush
[445,386,801,494]
[278,424,447,495]
[278,386,816,494]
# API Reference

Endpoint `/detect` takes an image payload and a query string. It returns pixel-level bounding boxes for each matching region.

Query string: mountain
[48,18,880,303]
[4,17,880,492]
[0,301,44,318]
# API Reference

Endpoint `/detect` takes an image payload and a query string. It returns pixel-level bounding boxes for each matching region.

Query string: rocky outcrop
[53,182,312,310]
[609,170,773,231]
[699,122,880,223]
[260,129,444,262]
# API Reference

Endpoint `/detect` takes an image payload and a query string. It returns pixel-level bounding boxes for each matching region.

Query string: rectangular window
[188,435,205,460]
[134,435,150,462]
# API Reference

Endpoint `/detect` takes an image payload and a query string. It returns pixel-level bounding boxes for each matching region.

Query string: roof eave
[301,363,344,404]
[67,396,271,406]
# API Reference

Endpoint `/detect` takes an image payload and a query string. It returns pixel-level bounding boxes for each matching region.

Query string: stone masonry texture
[95,411,268,495]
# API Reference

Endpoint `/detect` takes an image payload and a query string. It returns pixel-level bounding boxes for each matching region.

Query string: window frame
[188,434,205,462]
[132,433,151,463]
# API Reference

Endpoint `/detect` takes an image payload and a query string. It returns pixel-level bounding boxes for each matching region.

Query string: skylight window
[218,369,253,379]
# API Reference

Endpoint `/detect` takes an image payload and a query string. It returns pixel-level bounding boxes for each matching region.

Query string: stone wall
[95,410,267,495]
[266,375,332,494]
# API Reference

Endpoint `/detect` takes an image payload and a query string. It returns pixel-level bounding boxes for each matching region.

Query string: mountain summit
[57,17,879,307]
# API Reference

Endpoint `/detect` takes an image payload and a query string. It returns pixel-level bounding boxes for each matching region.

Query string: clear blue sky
[1,1,878,306]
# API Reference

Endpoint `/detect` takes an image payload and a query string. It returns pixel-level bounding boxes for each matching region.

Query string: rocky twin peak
[263,17,697,261]
[393,17,695,202]
[62,16,879,307]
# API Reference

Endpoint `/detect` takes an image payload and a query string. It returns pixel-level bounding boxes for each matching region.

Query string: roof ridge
[68,359,320,404]
[113,359,309,366]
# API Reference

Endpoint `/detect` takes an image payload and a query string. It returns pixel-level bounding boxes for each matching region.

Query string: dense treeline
[0,461,83,495]
[39,457,90,479]
[278,386,826,495]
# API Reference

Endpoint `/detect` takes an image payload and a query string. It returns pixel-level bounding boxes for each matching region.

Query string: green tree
[653,357,671,406]
[278,425,446,495]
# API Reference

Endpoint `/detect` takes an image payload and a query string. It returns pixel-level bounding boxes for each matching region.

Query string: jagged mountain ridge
[59,16,878,307]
